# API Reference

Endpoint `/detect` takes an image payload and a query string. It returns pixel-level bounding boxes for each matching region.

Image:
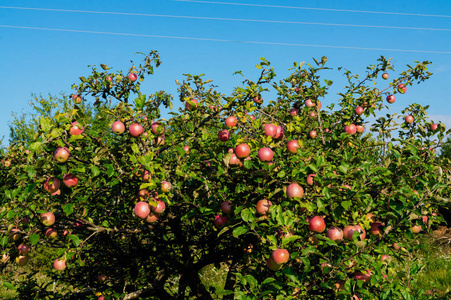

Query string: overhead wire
[1,24,451,54]
[0,6,450,32]
[171,0,451,18]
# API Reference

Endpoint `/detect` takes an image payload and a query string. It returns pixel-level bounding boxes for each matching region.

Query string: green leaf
[68,234,80,247]
[131,143,140,154]
[241,208,251,222]
[63,203,74,216]
[29,141,42,151]
[3,282,15,290]
[341,201,352,210]
[29,233,40,246]
[39,116,52,132]
[91,165,100,177]
[282,235,299,246]
[233,226,248,238]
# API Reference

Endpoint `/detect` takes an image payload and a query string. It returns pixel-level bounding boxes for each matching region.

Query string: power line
[0,6,450,32]
[171,0,451,18]
[1,24,451,54]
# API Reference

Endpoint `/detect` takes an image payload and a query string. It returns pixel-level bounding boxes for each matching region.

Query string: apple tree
[1,51,450,299]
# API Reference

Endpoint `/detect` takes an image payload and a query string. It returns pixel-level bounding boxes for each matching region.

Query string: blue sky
[1,0,451,145]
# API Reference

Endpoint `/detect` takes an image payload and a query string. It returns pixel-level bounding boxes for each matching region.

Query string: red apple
[185,98,198,111]
[305,99,315,107]
[264,124,277,138]
[405,115,414,124]
[253,95,263,104]
[381,254,389,261]
[287,140,300,154]
[287,183,304,199]
[344,225,366,240]
[397,83,407,94]
[145,213,159,223]
[16,255,28,266]
[72,94,82,103]
[235,143,250,159]
[430,123,438,131]
[111,121,125,134]
[129,123,144,137]
[289,108,298,116]
[134,202,150,219]
[258,148,273,162]
[271,249,289,265]
[266,257,282,271]
[44,177,61,193]
[356,125,365,133]
[274,126,284,140]
[344,124,356,135]
[355,106,364,115]
[382,72,389,80]
[46,228,57,239]
[229,154,242,166]
[69,122,84,135]
[370,222,384,237]
[151,122,165,134]
[256,199,272,215]
[183,146,190,154]
[150,200,166,214]
[355,270,372,282]
[40,212,56,226]
[327,227,343,241]
[54,147,70,163]
[411,225,422,233]
[218,129,230,142]
[54,259,67,271]
[63,174,78,188]
[308,216,326,233]
[306,174,316,186]
[386,95,396,103]
[221,201,233,215]
[161,181,171,193]
[309,130,317,139]
[225,116,238,127]
[214,214,227,227]
[9,228,22,241]
[18,244,31,256]
[128,73,137,82]
[142,170,151,182]
[97,274,107,283]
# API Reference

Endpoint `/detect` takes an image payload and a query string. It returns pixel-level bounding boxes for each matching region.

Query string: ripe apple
[151,122,165,134]
[225,116,238,127]
[305,99,315,107]
[54,259,67,271]
[235,143,250,159]
[46,228,57,239]
[382,72,389,79]
[264,124,277,138]
[3,159,11,168]
[18,244,31,256]
[289,108,298,116]
[111,121,125,134]
[214,214,227,227]
[266,257,282,271]
[218,129,230,142]
[129,123,144,137]
[356,125,365,133]
[128,73,137,82]
[256,199,272,215]
[411,225,422,233]
[397,83,407,94]
[274,125,284,140]
[40,212,56,226]
[355,270,372,282]
[258,148,273,162]
[327,227,343,241]
[365,213,376,222]
[271,249,289,265]
[253,95,263,104]
[229,154,242,166]
[134,202,150,219]
[355,106,364,115]
[9,228,21,241]
[138,189,150,200]
[308,216,326,233]
[145,213,159,223]
[142,170,151,182]
[150,200,166,214]
[309,130,317,139]
[221,201,233,215]
[344,124,356,135]
[185,98,198,111]
[381,254,389,261]
[54,147,70,163]
[306,174,316,186]
[370,222,384,237]
[72,94,82,103]
[69,122,84,135]
[344,225,366,240]
[161,181,171,193]
[405,115,414,124]
[386,95,396,103]
[63,174,78,188]
[287,140,300,154]
[430,123,438,131]
[287,183,304,199]
[97,274,107,283]
[183,146,190,154]
[16,255,29,266]
[310,111,317,117]
[44,177,61,193]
